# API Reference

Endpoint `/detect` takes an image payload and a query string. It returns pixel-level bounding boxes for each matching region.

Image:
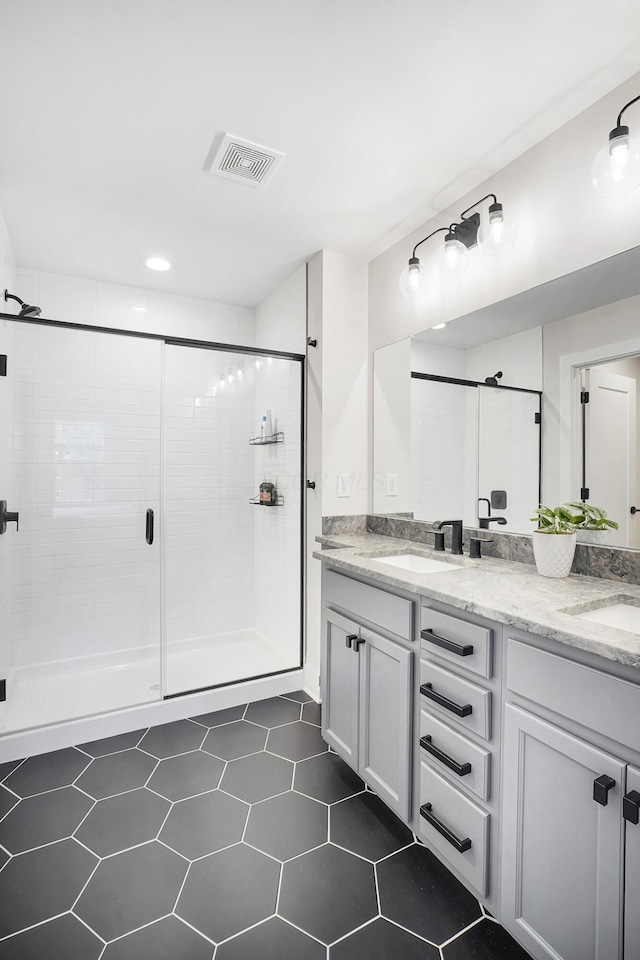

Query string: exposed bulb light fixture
[255,359,262,370]
[144,256,171,271]
[399,194,515,298]
[592,94,640,197]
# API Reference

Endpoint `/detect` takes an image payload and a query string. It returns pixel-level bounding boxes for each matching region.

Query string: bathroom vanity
[316,533,640,960]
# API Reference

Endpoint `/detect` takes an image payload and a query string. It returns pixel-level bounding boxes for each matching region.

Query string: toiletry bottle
[259,480,275,505]
[265,409,273,438]
[260,416,266,441]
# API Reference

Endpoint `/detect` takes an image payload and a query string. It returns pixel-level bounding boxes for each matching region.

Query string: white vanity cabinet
[501,633,640,960]
[321,568,415,821]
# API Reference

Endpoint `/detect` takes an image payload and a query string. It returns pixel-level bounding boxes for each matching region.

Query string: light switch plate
[337,473,351,498]
[386,473,398,496]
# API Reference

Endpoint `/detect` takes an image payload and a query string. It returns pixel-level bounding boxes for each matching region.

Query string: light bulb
[255,359,262,370]
[592,125,640,197]
[432,323,447,330]
[227,373,234,383]
[399,256,427,298]
[434,234,469,279]
[237,367,243,380]
[144,256,171,271]
[477,202,516,256]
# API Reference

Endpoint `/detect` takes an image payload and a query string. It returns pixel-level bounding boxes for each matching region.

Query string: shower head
[4,289,42,318]
[484,370,503,386]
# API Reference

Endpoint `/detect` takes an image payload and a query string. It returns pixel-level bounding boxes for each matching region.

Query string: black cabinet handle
[623,790,640,824]
[354,638,366,652]
[145,508,154,545]
[421,628,473,657]
[631,506,638,515]
[593,774,615,805]
[420,682,472,718]
[420,735,471,776]
[420,803,472,853]
[345,634,357,649]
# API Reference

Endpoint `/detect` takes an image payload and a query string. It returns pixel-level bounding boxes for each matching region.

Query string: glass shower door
[163,344,302,696]
[0,323,162,735]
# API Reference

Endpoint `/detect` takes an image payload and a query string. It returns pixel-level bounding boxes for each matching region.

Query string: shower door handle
[0,500,19,534]
[145,509,154,545]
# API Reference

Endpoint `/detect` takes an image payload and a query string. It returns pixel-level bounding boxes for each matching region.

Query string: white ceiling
[2,0,640,307]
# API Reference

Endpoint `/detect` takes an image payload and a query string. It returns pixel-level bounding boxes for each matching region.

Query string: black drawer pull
[420,735,471,776]
[420,803,472,853]
[623,790,640,824]
[593,774,615,806]
[345,634,358,649]
[420,682,472,718]
[421,628,473,657]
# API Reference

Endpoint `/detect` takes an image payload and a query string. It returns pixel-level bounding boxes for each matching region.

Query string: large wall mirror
[373,244,640,548]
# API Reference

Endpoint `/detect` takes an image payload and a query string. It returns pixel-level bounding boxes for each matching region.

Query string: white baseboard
[0,669,304,763]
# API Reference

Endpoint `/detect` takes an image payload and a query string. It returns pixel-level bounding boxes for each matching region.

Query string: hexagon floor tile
[279,843,377,944]
[0,699,533,960]
[176,842,280,943]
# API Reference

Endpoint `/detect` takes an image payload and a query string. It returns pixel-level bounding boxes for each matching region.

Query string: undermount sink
[373,553,462,574]
[564,597,640,633]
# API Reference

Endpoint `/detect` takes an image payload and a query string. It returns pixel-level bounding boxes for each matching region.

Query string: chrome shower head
[4,289,42,318]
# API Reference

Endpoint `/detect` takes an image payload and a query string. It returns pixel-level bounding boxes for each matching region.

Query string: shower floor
[165,630,294,697]
[0,631,295,736]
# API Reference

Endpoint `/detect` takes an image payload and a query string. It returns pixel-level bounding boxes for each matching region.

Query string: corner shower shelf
[249,432,284,446]
[249,495,284,506]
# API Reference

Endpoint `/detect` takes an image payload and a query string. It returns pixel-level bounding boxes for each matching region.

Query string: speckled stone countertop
[313,532,640,671]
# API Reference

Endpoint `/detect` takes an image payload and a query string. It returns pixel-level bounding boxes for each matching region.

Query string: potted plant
[564,501,619,544]
[530,504,583,578]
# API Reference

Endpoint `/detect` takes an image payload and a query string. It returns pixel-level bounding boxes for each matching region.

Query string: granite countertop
[313,532,640,671]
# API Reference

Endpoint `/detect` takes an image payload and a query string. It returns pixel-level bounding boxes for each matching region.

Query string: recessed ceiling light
[432,322,447,330]
[144,256,171,272]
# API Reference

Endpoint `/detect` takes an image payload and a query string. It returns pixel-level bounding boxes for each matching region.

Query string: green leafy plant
[530,504,584,534]
[564,502,619,532]
[531,502,619,534]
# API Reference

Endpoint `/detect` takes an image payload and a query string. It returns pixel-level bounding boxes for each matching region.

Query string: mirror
[373,244,640,548]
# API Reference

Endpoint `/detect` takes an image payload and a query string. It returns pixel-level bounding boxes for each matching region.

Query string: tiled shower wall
[0,210,16,682]
[162,347,256,648]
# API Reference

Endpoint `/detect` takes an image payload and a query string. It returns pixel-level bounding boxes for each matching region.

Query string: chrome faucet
[433,520,463,556]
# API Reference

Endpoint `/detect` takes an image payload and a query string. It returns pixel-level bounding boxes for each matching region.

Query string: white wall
[369,73,640,354]
[255,266,306,672]
[0,207,16,687]
[373,338,411,514]
[14,268,255,346]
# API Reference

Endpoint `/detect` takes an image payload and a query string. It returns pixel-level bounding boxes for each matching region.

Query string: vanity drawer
[325,569,414,640]
[420,660,491,741]
[421,606,492,678]
[419,761,489,897]
[419,710,491,801]
[507,637,640,753]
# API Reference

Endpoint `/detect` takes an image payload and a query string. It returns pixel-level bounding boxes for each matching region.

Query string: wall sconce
[399,194,516,298]
[592,94,640,197]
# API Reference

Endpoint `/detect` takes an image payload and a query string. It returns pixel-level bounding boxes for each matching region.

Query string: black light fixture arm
[460,194,498,221]
[412,227,449,259]
[617,95,640,129]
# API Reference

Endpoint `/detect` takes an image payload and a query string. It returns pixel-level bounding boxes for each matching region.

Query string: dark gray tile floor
[0,692,532,959]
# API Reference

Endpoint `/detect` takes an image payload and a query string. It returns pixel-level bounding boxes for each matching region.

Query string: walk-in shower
[0,313,304,737]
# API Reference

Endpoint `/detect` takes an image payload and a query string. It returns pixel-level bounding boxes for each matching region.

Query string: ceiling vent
[208,134,284,187]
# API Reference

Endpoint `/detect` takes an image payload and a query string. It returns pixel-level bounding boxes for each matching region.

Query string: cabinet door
[321,609,360,766]
[358,626,412,821]
[625,765,640,960]
[501,704,625,960]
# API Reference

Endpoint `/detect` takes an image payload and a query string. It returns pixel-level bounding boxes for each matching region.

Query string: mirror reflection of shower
[3,289,42,317]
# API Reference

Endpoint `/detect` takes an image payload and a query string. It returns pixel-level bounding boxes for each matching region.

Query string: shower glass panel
[0,323,162,735]
[163,345,302,695]
[477,385,540,531]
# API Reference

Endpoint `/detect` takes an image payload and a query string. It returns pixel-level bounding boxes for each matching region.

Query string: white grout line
[326,915,380,949]
[438,913,485,947]
[97,911,174,947]
[383,915,441,949]
[373,862,382,915]
[172,911,217,946]
[0,910,70,944]
[71,909,106,944]
[373,839,416,865]
[274,913,328,948]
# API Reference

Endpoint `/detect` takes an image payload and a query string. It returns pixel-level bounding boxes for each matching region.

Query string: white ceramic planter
[532,531,577,578]
[575,529,610,545]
